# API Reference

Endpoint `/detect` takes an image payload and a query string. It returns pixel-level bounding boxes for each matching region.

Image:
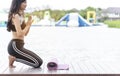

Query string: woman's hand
[26,15,34,26]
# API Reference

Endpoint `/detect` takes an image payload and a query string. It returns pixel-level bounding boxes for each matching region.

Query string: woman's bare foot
[9,55,16,68]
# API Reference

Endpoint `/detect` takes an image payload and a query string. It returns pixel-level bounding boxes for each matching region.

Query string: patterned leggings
[7,39,43,68]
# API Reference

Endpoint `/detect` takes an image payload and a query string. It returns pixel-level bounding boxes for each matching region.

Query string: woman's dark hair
[7,0,26,32]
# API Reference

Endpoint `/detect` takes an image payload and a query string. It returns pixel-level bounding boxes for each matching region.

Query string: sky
[0,0,120,10]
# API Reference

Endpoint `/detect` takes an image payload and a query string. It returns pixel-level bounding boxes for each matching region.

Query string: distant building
[102,7,120,20]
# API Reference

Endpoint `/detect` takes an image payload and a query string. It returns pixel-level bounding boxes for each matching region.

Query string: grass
[104,20,120,28]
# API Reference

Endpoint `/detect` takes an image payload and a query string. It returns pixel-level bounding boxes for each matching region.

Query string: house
[102,7,120,20]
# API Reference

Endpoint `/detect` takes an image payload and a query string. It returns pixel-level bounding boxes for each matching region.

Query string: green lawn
[104,20,120,28]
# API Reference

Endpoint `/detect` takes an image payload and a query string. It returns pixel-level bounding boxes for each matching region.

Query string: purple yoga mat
[47,58,69,70]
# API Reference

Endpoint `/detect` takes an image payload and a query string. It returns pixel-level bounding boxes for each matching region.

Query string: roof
[102,7,120,14]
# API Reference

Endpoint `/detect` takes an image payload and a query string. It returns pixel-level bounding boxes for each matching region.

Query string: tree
[79,7,96,19]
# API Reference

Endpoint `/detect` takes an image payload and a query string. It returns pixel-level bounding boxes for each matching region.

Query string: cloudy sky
[0,0,120,10]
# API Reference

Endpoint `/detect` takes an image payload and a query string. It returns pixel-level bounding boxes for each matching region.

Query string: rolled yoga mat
[47,58,69,70]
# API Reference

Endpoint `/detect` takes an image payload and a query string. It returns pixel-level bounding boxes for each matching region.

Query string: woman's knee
[34,58,43,68]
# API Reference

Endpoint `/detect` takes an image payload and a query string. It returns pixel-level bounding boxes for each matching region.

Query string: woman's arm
[24,16,34,36]
[12,14,33,37]
[24,24,30,36]
[12,14,25,37]
[21,21,30,36]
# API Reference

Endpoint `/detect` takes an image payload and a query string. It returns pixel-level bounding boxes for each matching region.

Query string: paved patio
[0,26,120,75]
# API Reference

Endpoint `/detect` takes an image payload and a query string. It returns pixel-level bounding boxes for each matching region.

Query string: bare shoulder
[13,14,20,19]
[12,14,21,25]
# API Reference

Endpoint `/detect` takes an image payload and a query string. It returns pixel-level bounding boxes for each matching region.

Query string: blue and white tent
[55,13,91,27]
[0,10,8,27]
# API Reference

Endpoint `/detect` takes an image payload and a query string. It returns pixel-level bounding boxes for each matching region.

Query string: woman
[7,0,43,68]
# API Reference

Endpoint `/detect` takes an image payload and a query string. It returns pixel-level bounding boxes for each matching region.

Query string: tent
[0,11,8,27]
[55,13,91,27]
